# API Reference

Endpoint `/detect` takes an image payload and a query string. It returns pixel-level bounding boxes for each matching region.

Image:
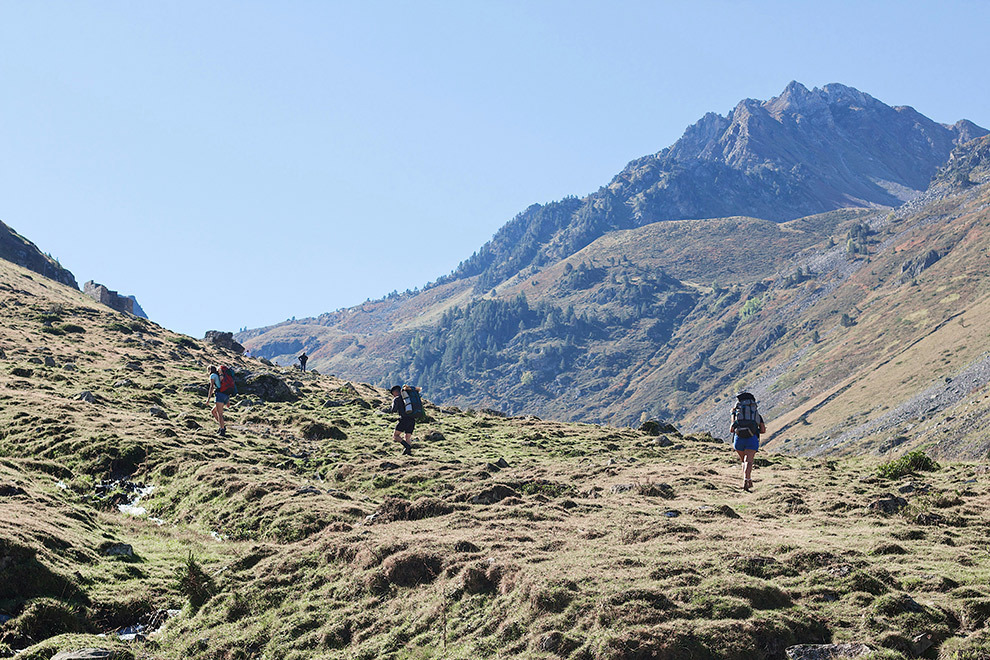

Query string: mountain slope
[0,219,78,289]
[239,86,990,460]
[444,81,986,292]
[4,254,990,660]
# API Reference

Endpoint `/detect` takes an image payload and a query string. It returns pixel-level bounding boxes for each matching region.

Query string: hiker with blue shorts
[730,392,766,491]
[207,365,229,437]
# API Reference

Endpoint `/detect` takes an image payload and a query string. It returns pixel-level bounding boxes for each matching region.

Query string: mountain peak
[764,80,826,115]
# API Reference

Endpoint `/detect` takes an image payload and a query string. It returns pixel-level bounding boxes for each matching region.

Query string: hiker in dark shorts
[298,352,308,372]
[206,365,228,437]
[390,385,415,455]
[730,392,766,491]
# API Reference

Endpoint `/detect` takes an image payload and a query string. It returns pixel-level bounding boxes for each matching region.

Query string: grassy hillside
[3,257,990,659]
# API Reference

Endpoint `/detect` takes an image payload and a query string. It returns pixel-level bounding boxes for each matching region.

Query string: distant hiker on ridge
[298,352,308,372]
[390,385,423,455]
[207,365,236,437]
[730,391,766,491]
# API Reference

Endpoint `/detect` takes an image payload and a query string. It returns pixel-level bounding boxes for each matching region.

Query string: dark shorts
[733,433,759,451]
[395,416,415,434]
[215,391,230,405]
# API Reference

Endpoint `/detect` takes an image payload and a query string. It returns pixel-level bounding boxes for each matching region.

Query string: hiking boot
[402,446,413,456]
[217,427,227,437]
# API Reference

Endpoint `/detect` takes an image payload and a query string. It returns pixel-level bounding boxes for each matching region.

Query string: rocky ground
[2,258,990,660]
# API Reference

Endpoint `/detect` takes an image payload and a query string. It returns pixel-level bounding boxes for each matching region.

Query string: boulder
[51,650,122,660]
[44,356,56,367]
[75,391,96,404]
[149,407,169,420]
[868,495,908,514]
[62,362,77,371]
[639,420,678,436]
[101,543,134,557]
[204,330,245,354]
[241,372,299,402]
[654,435,674,447]
[470,485,520,505]
[113,379,134,389]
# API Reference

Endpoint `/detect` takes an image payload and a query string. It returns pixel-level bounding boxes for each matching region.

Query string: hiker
[390,385,415,455]
[730,391,766,491]
[206,365,229,437]
[298,352,308,372]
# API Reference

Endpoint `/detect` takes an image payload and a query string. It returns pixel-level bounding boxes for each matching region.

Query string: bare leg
[213,402,226,430]
[742,449,757,489]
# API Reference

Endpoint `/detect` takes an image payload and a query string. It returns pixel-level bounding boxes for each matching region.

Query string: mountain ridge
[239,85,990,461]
[0,219,79,289]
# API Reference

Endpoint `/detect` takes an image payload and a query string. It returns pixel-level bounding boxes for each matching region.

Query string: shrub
[174,553,216,610]
[59,323,86,334]
[877,450,939,479]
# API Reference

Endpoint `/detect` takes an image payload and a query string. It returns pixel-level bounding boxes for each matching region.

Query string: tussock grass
[2,258,990,659]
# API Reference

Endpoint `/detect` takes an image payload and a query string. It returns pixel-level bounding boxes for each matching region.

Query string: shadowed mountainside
[0,219,78,289]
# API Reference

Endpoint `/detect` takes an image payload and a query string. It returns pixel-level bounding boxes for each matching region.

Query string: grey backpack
[732,392,760,437]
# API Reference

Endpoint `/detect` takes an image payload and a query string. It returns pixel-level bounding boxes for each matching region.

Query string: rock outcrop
[84,281,139,316]
[204,330,245,355]
[0,220,78,289]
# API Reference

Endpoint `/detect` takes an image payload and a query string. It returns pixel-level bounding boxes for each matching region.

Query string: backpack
[218,366,237,395]
[731,392,760,437]
[400,386,426,422]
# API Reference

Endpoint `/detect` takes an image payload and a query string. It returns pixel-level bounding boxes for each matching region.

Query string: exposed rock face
[84,281,134,315]
[204,330,245,355]
[0,220,78,289]
[126,295,149,319]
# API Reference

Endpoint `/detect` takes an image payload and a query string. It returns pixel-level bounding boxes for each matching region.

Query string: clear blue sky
[2,1,988,337]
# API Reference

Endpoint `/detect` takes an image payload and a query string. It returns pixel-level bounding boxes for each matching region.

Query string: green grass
[2,257,990,660]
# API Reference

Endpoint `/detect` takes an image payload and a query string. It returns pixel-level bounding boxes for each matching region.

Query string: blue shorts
[733,434,759,451]
[215,391,230,404]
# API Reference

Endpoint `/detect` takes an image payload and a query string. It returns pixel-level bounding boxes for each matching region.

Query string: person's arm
[759,416,766,434]
[207,374,216,402]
